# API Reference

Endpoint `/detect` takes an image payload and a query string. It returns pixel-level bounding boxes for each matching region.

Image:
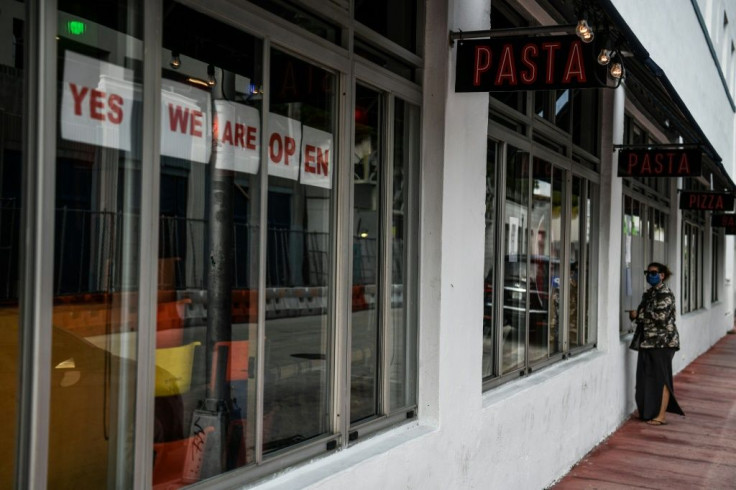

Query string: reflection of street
[264,312,329,452]
[72,306,394,455]
[262,308,381,449]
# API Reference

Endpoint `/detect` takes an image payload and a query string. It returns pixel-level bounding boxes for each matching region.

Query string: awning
[596,0,736,193]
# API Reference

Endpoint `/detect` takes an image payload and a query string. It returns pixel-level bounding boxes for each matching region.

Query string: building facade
[1,0,734,488]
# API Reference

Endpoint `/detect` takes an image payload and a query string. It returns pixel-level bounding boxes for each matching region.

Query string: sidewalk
[552,332,736,489]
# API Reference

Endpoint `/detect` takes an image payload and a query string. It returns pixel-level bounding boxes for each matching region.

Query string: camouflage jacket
[635,283,680,350]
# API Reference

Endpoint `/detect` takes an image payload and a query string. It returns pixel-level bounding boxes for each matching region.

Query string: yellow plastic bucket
[155,341,201,397]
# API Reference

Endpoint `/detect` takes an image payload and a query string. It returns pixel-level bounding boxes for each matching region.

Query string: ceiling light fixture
[170,51,181,69]
[207,64,216,86]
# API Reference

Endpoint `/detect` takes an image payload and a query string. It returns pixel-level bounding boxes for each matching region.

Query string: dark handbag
[629,322,643,351]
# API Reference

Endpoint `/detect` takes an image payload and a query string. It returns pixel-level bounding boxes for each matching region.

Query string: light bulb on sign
[575,20,593,40]
[610,62,623,79]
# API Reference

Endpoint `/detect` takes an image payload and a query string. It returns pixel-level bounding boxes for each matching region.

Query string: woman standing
[628,262,684,425]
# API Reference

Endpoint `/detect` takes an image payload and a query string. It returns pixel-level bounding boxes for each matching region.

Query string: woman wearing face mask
[628,262,684,425]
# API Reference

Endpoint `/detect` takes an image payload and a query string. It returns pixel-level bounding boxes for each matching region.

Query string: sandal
[646,419,668,425]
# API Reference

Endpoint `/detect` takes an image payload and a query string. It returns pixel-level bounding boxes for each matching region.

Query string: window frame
[711,228,722,303]
[618,112,674,335]
[681,214,705,314]
[18,0,423,488]
[483,86,601,389]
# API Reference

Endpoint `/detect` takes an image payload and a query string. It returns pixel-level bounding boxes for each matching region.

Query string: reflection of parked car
[484,255,557,334]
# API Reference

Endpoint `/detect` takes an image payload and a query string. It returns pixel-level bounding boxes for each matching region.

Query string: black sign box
[679,192,735,211]
[720,226,736,235]
[712,214,736,227]
[455,35,606,92]
[617,148,702,177]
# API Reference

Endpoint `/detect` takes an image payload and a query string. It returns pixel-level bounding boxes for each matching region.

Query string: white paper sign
[60,51,136,151]
[300,126,333,189]
[213,100,260,174]
[161,79,211,164]
[508,217,519,258]
[268,113,301,181]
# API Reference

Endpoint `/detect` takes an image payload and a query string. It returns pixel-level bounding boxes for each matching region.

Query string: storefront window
[620,195,670,330]
[572,89,599,156]
[501,147,527,374]
[483,143,497,378]
[264,48,335,453]
[249,0,341,44]
[352,84,419,421]
[569,177,582,348]
[712,230,721,303]
[529,158,554,364]
[352,84,382,422]
[619,116,672,332]
[50,0,143,486]
[0,0,24,485]
[583,180,593,344]
[355,0,418,53]
[12,1,420,485]
[682,217,705,313]
[154,2,264,485]
[389,98,418,411]
[621,196,644,326]
[485,140,597,382]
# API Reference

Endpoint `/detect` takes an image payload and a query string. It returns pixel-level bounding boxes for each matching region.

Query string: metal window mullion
[133,2,162,488]
[254,36,272,465]
[578,180,588,347]
[177,0,350,75]
[404,102,419,406]
[560,170,571,353]
[589,180,600,346]
[380,94,394,414]
[337,68,356,447]
[493,142,507,378]
[17,1,57,488]
[524,153,532,371]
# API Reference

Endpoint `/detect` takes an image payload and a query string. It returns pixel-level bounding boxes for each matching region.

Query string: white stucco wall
[251,1,736,489]
[611,0,735,164]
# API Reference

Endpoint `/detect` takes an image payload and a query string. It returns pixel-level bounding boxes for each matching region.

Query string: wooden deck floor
[552,332,736,489]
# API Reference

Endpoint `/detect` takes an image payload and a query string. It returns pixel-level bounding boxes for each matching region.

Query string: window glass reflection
[0,0,23,485]
[352,84,381,422]
[264,49,335,453]
[50,0,143,486]
[389,98,419,411]
[622,196,645,317]
[483,142,497,379]
[502,148,527,374]
[155,2,262,485]
[529,158,552,364]
[568,177,582,348]
[583,181,593,344]
[572,89,599,156]
[548,166,563,357]
[554,90,570,132]
[355,0,417,53]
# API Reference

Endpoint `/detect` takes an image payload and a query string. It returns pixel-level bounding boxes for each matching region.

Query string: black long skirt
[635,348,685,420]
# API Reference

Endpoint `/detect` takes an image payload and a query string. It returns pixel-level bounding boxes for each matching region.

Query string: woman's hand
[627,310,637,321]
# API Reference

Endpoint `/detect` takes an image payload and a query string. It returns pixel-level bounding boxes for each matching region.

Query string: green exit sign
[67,20,87,36]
